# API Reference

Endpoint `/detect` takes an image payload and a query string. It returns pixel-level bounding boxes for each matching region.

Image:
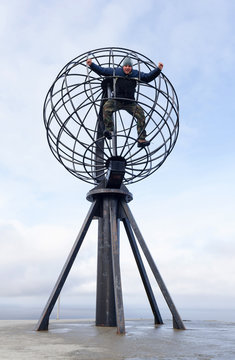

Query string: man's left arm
[140,62,164,83]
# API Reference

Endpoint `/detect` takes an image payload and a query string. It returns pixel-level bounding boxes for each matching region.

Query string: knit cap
[122,57,133,67]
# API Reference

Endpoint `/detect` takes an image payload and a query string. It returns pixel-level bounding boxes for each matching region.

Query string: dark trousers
[103,99,146,140]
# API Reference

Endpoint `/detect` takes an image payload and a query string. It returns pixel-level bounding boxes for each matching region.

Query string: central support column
[88,185,132,333]
[96,196,116,327]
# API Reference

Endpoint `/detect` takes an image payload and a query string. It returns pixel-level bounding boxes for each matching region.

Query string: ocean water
[0,317,235,359]
[0,303,235,359]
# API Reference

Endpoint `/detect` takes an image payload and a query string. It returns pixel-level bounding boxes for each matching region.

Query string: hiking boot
[137,139,150,148]
[103,130,112,140]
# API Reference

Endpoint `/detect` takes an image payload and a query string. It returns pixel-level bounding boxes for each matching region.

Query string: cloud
[0,0,235,319]
[0,219,98,297]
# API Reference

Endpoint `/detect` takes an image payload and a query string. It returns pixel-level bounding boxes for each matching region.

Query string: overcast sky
[0,0,234,321]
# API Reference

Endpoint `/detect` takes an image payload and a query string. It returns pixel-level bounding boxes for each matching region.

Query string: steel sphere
[44,47,179,185]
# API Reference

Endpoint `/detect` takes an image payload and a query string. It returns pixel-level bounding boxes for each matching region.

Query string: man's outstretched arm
[140,62,164,83]
[86,59,114,76]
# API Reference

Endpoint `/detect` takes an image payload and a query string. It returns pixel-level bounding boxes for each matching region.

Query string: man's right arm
[86,59,113,76]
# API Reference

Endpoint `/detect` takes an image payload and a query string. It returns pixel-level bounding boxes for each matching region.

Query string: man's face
[123,65,132,75]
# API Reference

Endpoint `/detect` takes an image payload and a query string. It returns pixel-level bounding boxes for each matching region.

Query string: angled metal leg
[121,201,185,330]
[109,198,125,334]
[122,217,163,325]
[35,200,100,331]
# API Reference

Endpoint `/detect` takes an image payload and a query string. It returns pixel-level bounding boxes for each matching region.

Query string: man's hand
[158,62,163,70]
[86,58,92,66]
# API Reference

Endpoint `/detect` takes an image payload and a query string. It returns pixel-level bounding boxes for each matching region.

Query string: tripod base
[35,184,185,333]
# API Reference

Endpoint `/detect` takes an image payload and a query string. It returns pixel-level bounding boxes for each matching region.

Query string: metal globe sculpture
[37,47,185,334]
[44,47,179,185]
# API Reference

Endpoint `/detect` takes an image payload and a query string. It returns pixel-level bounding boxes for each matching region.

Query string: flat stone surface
[0,318,234,359]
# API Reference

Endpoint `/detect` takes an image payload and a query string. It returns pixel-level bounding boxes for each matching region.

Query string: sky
[0,0,235,321]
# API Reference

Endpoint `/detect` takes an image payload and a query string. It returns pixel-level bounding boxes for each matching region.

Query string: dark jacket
[90,63,161,101]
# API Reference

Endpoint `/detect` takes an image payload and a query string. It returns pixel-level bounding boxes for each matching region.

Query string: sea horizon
[0,305,234,323]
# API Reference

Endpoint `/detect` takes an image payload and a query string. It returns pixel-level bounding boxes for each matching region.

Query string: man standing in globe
[86,57,163,148]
